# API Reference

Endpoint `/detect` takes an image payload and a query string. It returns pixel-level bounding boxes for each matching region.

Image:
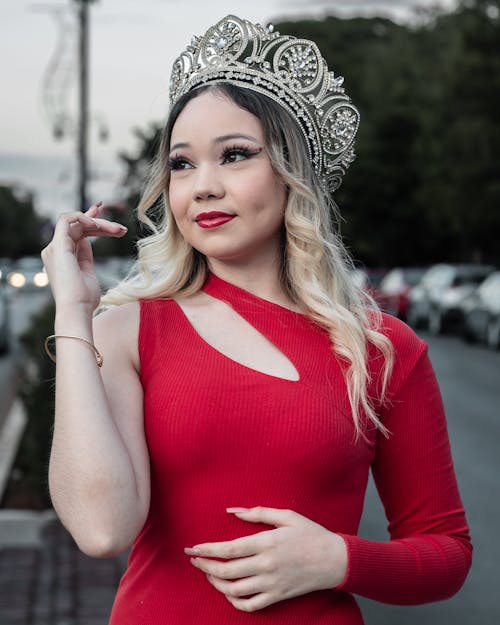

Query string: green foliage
[0,186,44,258]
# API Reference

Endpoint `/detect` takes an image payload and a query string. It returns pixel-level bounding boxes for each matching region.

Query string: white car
[408,263,495,334]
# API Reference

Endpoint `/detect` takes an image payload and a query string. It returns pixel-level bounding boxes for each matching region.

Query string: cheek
[168,182,187,221]
[242,169,286,212]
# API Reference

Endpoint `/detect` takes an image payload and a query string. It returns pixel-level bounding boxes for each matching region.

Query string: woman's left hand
[184,506,348,612]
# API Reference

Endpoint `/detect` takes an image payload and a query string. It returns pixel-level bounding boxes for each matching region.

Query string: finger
[86,201,103,217]
[54,212,101,241]
[190,554,262,580]
[90,217,128,232]
[56,211,125,235]
[76,237,94,270]
[226,506,302,527]
[207,574,264,598]
[56,213,126,244]
[185,532,270,559]
[225,592,274,612]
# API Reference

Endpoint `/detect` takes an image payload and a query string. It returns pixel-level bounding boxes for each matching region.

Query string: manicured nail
[190,558,199,567]
[184,547,201,555]
[226,507,250,513]
[118,224,128,231]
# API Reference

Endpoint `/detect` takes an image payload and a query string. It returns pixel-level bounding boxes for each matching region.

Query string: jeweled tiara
[168,15,360,192]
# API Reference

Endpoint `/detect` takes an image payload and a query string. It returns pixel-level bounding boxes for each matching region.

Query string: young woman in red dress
[42,15,471,625]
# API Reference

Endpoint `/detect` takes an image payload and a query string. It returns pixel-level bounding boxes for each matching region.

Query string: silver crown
[168,15,360,193]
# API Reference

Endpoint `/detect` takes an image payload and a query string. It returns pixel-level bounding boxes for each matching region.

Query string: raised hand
[41,202,128,314]
[184,506,348,612]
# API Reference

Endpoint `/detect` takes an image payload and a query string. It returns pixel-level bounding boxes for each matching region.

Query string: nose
[192,163,225,202]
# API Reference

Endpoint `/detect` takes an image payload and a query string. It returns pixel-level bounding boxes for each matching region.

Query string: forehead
[170,90,264,145]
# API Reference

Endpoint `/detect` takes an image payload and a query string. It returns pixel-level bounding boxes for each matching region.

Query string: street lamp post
[76,0,98,213]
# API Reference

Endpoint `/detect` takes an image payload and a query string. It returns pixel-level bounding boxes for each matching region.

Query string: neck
[207,255,295,310]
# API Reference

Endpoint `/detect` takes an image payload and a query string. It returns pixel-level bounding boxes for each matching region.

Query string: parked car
[351,267,387,306]
[461,271,500,350]
[378,267,426,320]
[407,263,495,334]
[7,257,49,291]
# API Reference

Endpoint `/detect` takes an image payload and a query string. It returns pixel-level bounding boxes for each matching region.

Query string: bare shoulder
[93,301,140,373]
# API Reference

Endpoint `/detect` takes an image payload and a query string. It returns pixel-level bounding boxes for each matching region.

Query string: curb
[0,398,27,500]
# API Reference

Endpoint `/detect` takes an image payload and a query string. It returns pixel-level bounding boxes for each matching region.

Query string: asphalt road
[358,332,500,625]
[0,293,499,624]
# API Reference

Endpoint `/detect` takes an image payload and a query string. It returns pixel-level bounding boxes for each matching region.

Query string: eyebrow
[169,133,261,153]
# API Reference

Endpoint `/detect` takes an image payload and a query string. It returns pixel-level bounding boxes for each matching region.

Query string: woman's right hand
[41,202,128,315]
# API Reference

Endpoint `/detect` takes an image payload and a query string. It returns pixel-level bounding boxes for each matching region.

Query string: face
[168,90,287,270]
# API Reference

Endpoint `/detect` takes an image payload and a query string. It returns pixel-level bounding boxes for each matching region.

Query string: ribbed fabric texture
[109,273,472,624]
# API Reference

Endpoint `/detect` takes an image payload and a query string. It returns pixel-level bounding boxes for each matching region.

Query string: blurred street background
[1,0,499,624]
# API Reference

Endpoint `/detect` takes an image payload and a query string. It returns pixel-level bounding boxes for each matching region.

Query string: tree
[276,5,500,266]
[0,185,44,258]
[92,124,162,258]
[417,0,500,263]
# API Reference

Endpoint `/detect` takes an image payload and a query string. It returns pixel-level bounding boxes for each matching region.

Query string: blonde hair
[101,84,394,438]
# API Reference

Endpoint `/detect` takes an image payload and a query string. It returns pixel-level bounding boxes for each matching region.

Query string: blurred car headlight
[8,272,26,288]
[34,272,49,287]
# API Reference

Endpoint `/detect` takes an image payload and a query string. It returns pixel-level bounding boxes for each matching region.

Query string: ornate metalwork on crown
[169,15,360,192]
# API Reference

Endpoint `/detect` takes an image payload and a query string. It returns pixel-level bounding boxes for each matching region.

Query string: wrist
[331,533,349,589]
[54,307,94,336]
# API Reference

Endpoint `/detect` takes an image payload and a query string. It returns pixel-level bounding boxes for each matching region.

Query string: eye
[168,155,192,171]
[221,145,259,164]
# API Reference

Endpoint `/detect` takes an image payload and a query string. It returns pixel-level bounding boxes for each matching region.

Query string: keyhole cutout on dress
[174,292,300,382]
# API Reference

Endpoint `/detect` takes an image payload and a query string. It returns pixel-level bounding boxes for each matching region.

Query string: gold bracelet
[44,334,103,367]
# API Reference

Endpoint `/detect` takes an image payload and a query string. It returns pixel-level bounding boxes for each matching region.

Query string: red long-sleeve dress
[109,272,472,624]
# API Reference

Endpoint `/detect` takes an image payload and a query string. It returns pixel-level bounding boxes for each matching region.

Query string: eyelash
[168,144,259,170]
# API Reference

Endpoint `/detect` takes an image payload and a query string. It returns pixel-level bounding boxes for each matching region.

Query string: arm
[49,302,150,558]
[43,204,150,557]
[336,339,472,604]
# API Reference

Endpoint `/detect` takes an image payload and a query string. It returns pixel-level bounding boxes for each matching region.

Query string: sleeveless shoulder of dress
[138,297,181,380]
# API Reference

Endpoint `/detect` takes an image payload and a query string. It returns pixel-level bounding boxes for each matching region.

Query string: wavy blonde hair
[101,84,394,438]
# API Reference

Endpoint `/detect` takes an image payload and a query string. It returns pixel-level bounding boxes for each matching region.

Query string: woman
[42,15,471,624]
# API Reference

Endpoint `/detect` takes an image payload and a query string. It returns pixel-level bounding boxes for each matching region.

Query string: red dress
[109,273,471,624]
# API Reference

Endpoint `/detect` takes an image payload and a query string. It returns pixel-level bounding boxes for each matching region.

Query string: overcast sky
[0,0,457,216]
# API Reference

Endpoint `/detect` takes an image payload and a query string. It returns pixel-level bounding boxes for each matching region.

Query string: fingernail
[190,558,199,567]
[226,507,250,513]
[96,201,103,207]
[184,547,200,555]
[118,225,128,231]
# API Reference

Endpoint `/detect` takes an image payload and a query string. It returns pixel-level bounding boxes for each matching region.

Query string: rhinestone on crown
[168,15,360,192]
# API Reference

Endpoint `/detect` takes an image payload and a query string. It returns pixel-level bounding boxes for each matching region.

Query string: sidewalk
[0,510,126,625]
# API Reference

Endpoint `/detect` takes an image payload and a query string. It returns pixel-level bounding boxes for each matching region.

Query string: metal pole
[77,0,89,213]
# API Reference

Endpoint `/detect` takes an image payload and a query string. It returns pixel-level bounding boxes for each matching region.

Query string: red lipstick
[195,211,235,229]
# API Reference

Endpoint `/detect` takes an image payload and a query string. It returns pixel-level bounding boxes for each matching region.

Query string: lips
[195,211,235,229]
